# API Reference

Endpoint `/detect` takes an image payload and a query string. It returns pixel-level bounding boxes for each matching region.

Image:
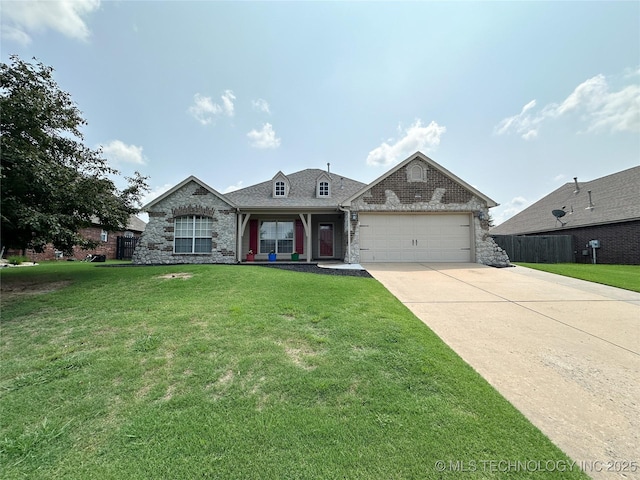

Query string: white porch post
[298,213,312,263]
[237,213,251,262]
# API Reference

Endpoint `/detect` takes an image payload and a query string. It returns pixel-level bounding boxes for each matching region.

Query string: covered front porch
[236,210,347,263]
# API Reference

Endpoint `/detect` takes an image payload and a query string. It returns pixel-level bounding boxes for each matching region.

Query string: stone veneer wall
[347,160,510,267]
[132,181,237,264]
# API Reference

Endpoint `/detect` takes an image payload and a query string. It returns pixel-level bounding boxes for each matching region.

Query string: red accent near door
[295,219,304,254]
[249,219,258,252]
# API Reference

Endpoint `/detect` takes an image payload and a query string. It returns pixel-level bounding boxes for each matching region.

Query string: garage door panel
[359,214,471,263]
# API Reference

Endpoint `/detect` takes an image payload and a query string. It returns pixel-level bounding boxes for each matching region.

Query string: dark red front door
[319,223,334,257]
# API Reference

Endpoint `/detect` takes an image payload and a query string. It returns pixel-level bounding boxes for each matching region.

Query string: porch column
[298,213,312,263]
[237,213,251,262]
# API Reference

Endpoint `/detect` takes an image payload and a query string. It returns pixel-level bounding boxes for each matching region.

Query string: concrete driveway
[364,263,640,479]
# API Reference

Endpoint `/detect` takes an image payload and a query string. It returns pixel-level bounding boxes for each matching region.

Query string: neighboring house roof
[491,165,640,235]
[143,175,237,209]
[89,215,146,232]
[126,216,147,232]
[342,152,499,207]
[226,168,366,210]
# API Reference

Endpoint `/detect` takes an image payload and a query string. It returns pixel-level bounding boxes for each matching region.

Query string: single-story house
[132,152,509,266]
[490,166,640,264]
[5,215,147,262]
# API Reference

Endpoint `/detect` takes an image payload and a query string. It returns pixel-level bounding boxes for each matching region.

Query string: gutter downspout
[338,205,352,264]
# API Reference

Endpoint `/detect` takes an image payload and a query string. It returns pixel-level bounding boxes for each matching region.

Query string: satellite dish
[552,209,567,226]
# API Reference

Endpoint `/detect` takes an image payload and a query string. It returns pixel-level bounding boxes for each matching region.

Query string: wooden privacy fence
[491,235,574,263]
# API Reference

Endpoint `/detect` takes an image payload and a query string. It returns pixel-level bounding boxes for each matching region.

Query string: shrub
[7,255,29,265]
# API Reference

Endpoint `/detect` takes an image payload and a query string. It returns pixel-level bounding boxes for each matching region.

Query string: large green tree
[1,55,149,254]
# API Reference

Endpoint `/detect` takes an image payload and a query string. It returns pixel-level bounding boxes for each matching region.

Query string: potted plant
[246,249,255,262]
[268,251,277,262]
[291,251,299,261]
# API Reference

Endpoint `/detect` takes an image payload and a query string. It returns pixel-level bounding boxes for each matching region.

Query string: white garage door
[359,214,472,262]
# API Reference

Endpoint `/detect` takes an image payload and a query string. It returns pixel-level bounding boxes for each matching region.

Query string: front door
[319,223,334,257]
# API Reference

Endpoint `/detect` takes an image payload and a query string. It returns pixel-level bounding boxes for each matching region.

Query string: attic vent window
[407,163,427,182]
[319,181,329,197]
[275,181,285,197]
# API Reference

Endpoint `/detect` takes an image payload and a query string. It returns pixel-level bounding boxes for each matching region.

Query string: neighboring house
[490,166,640,264]
[7,215,147,262]
[133,152,509,266]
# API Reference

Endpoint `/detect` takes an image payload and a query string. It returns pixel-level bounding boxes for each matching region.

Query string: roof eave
[143,175,238,210]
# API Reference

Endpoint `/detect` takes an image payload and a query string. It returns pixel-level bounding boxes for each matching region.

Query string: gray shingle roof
[491,165,640,235]
[226,169,366,209]
[126,215,147,232]
[90,215,146,232]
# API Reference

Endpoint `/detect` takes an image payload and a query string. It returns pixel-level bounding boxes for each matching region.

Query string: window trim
[259,220,295,254]
[173,215,213,255]
[318,180,330,197]
[407,162,427,183]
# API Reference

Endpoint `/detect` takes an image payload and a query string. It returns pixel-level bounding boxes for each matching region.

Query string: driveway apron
[364,263,640,479]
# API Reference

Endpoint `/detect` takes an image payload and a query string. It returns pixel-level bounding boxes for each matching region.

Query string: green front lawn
[515,263,640,292]
[1,262,587,479]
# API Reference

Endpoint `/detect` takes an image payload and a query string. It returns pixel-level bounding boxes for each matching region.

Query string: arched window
[174,216,212,254]
[411,165,423,181]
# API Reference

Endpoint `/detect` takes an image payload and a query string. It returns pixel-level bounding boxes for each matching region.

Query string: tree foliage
[1,55,149,253]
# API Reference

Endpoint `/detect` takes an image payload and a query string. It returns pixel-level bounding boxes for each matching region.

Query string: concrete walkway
[364,263,640,480]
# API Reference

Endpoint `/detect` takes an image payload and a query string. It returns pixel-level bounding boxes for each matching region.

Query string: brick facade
[537,220,640,265]
[365,160,473,206]
[6,226,141,262]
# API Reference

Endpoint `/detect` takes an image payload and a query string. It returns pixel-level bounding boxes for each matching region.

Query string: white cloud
[1,25,31,45]
[223,181,244,193]
[584,83,640,134]
[366,119,446,167]
[494,100,539,140]
[221,90,235,116]
[247,123,281,149]
[1,0,100,45]
[188,91,235,125]
[495,71,640,139]
[252,99,271,114]
[188,94,222,125]
[101,140,146,165]
[552,174,566,183]
[492,196,529,226]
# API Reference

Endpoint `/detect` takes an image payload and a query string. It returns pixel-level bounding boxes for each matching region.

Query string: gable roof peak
[272,170,288,181]
[316,170,332,181]
[142,175,236,210]
[343,151,498,207]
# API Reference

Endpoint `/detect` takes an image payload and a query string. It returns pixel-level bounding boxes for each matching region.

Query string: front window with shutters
[174,216,212,254]
[259,221,294,254]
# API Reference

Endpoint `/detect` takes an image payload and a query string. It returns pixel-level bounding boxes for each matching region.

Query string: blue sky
[2,1,638,225]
